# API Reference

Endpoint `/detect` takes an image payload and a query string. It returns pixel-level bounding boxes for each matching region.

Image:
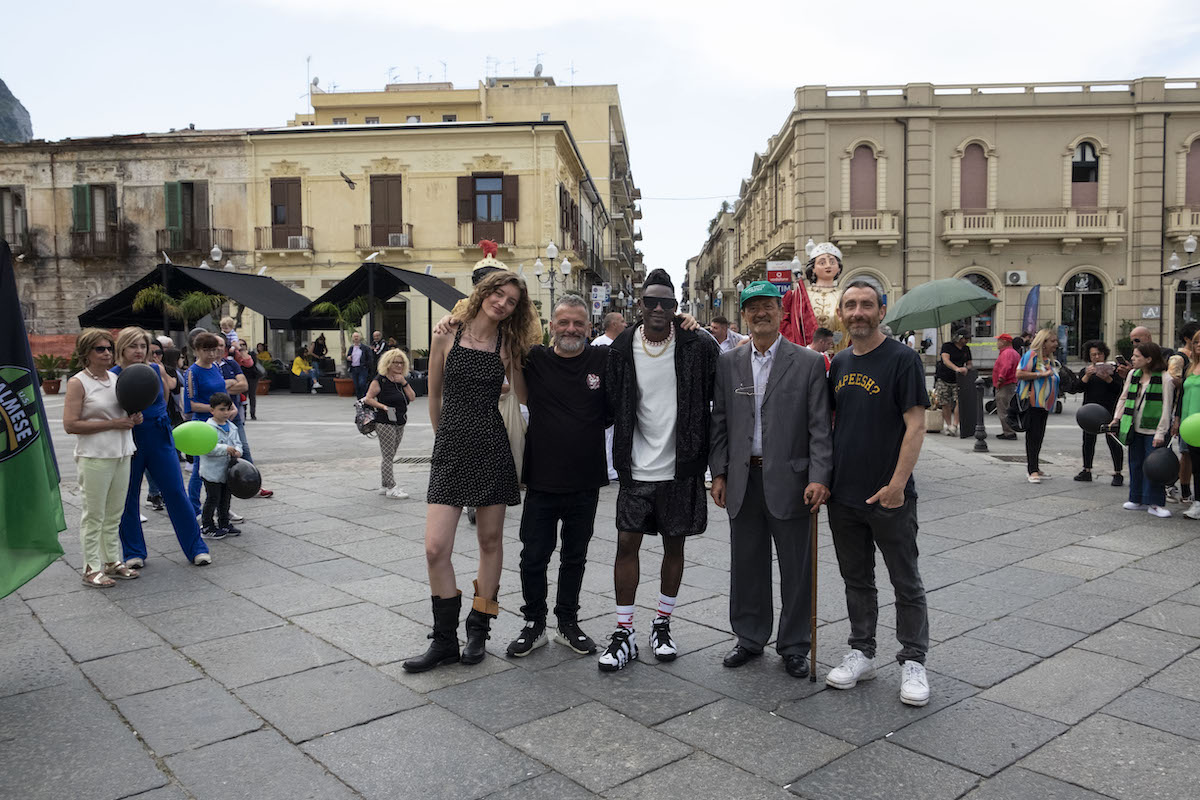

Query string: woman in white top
[62,328,142,587]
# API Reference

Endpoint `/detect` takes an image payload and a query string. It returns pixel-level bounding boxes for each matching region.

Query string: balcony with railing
[1167,207,1200,243]
[255,226,314,253]
[3,230,37,260]
[70,225,129,259]
[766,221,796,259]
[155,227,233,255]
[830,210,901,255]
[457,221,515,248]
[941,207,1126,254]
[355,223,414,253]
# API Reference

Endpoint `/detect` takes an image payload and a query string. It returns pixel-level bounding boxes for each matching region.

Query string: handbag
[1056,361,1083,395]
[353,399,377,436]
[1006,388,1030,433]
[498,368,526,483]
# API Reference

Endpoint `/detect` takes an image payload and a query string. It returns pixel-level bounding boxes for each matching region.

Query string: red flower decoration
[478,240,499,258]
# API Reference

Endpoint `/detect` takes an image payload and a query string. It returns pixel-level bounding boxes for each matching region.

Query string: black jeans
[827,500,928,664]
[1082,430,1123,472]
[1025,407,1050,474]
[245,374,258,418]
[202,479,231,529]
[518,487,600,624]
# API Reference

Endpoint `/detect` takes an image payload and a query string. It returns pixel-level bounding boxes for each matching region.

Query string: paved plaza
[3,391,1199,800]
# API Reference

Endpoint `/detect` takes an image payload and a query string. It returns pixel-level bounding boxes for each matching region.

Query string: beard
[554,333,586,354]
[845,317,878,338]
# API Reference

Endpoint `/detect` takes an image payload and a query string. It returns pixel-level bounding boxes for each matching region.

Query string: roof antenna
[439,60,448,82]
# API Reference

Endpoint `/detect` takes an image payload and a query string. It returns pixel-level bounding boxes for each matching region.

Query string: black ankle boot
[402,594,461,673]
[462,609,494,665]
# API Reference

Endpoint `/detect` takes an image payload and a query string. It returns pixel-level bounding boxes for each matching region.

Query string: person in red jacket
[992,334,1020,440]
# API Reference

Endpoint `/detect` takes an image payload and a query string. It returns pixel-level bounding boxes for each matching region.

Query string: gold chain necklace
[640,325,673,358]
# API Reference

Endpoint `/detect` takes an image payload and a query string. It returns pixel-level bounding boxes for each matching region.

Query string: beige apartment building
[3,75,643,353]
[696,77,1200,355]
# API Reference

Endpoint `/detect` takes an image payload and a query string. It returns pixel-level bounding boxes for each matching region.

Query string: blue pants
[1127,432,1167,507]
[350,365,371,399]
[234,411,253,464]
[146,473,160,499]
[120,415,208,562]
[188,458,204,515]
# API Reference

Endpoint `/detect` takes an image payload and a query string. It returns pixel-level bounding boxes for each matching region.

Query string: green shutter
[72,185,91,232]
[164,182,182,248]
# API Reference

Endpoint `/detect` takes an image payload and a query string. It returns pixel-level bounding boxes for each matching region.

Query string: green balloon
[1181,414,1200,447]
[173,420,218,456]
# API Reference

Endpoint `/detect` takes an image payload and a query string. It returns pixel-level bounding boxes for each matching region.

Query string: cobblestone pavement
[4,393,1198,800]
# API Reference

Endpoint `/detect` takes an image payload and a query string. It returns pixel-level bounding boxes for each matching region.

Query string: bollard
[973,376,989,452]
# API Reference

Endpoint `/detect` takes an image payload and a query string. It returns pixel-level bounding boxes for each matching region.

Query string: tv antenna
[387,66,399,83]
[534,52,545,76]
[568,61,578,84]
[438,60,448,81]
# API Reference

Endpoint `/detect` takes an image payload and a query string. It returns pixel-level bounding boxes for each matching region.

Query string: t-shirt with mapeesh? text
[828,337,930,508]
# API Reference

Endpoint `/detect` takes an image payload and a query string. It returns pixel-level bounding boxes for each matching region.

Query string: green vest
[1118,370,1163,445]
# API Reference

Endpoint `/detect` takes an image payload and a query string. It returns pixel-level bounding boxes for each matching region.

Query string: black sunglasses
[642,297,678,311]
[93,345,114,353]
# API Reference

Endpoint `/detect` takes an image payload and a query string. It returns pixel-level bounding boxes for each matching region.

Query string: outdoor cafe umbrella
[883,277,999,333]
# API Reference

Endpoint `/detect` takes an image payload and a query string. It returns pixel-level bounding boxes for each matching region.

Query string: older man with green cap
[709,280,833,678]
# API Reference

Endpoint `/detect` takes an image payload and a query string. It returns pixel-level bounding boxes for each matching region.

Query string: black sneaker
[1074,470,1092,482]
[147,495,164,511]
[555,620,597,654]
[597,628,637,672]
[649,616,678,662]
[506,621,547,657]
[224,525,242,537]
[201,526,227,540]
[1112,474,1124,487]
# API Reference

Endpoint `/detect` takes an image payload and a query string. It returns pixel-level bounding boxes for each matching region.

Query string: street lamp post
[534,241,570,311]
[1185,235,1199,323]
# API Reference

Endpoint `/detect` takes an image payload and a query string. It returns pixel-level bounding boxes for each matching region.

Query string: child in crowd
[219,316,240,348]
[200,392,242,538]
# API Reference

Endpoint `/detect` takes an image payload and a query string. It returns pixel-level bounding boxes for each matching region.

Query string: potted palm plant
[133,285,228,335]
[34,354,67,394]
[310,296,372,397]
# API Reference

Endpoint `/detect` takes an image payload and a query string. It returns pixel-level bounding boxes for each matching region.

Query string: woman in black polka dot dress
[404,266,537,673]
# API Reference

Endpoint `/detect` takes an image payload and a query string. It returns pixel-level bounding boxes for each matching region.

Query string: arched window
[1187,140,1200,206]
[960,143,988,209]
[952,273,995,337]
[849,145,877,212]
[1072,142,1099,207]
[1062,272,1104,357]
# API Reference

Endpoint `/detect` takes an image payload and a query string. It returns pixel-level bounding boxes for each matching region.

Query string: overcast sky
[5,0,1200,288]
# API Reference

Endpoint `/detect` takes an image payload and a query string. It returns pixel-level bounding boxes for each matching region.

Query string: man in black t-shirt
[505,295,611,659]
[933,329,972,436]
[826,281,932,708]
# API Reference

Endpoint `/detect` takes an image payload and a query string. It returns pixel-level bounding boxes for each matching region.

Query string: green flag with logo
[0,241,66,598]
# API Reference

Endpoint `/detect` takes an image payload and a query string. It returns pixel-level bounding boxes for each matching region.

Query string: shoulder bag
[498,368,526,484]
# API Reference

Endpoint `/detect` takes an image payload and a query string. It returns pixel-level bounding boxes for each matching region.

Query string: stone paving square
[606,752,794,800]
[181,624,349,687]
[291,601,429,665]
[654,641,826,711]
[963,616,1087,658]
[889,696,1067,776]
[235,659,424,741]
[78,645,202,700]
[234,577,360,618]
[1102,686,1200,741]
[961,767,1116,800]
[1074,620,1199,669]
[480,772,596,799]
[924,636,1042,688]
[789,739,980,800]
[37,609,165,662]
[545,652,721,725]
[1012,588,1146,633]
[303,704,545,800]
[498,702,692,793]
[429,665,589,733]
[1144,651,1200,702]
[140,596,283,647]
[1127,599,1200,638]
[654,697,854,784]
[115,677,263,756]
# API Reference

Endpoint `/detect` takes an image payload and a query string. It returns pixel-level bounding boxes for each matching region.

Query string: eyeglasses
[642,297,678,311]
[151,350,163,356]
[92,345,114,353]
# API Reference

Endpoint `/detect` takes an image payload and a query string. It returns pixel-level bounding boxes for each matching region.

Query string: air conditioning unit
[1005,270,1028,286]
[388,232,410,247]
[287,235,310,250]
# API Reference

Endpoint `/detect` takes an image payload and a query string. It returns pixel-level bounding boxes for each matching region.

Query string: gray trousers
[728,467,813,656]
[995,383,1016,434]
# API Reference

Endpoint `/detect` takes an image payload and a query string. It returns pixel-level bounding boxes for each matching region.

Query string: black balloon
[1075,403,1111,434]
[1143,447,1180,486]
[115,363,160,413]
[228,459,262,499]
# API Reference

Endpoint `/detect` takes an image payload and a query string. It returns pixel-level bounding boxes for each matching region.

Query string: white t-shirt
[716,330,747,353]
[631,333,677,481]
[591,334,614,347]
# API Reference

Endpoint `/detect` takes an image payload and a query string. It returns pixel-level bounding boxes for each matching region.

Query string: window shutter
[72,184,91,232]
[457,176,473,223]
[193,181,209,230]
[571,199,579,246]
[502,175,519,221]
[164,182,182,236]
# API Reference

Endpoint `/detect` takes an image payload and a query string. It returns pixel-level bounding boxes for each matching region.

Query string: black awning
[290,262,467,329]
[77,264,311,330]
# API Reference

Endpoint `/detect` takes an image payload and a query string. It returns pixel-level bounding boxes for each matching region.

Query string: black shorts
[615,476,707,537]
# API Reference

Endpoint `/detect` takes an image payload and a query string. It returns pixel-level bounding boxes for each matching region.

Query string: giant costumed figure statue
[780,258,817,347]
[803,242,849,353]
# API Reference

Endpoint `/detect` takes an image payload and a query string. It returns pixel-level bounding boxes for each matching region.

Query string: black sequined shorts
[615,476,707,537]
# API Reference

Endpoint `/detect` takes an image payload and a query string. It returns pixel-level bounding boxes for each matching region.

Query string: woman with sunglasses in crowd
[61,329,142,587]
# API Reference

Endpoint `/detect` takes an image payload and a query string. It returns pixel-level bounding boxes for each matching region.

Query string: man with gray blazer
[709,281,833,678]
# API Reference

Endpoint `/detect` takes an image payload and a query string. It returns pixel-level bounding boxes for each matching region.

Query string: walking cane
[809,506,819,682]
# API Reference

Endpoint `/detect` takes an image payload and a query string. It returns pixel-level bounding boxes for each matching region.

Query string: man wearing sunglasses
[709,281,831,678]
[598,269,720,671]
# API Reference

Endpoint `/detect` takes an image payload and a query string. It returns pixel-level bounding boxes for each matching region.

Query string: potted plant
[34,354,67,394]
[412,348,430,372]
[133,285,227,332]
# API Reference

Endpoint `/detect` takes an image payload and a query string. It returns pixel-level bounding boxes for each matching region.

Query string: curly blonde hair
[377,347,410,376]
[114,326,153,365]
[460,270,538,362]
[73,328,115,370]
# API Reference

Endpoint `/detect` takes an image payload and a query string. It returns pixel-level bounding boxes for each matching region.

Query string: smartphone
[1115,356,1129,366]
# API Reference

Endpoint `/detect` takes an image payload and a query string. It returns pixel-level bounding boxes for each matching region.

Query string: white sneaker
[1166,486,1182,504]
[1027,474,1041,484]
[1183,501,1200,520]
[312,381,323,389]
[387,486,410,500]
[139,514,148,523]
[192,553,212,566]
[826,649,876,689]
[1123,502,1147,511]
[649,617,678,662]
[598,628,638,672]
[1148,505,1172,518]
[229,512,244,522]
[311,388,318,394]
[900,660,931,707]
[125,557,145,569]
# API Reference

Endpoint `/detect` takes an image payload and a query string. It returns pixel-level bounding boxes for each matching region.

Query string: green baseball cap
[740,280,782,308]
